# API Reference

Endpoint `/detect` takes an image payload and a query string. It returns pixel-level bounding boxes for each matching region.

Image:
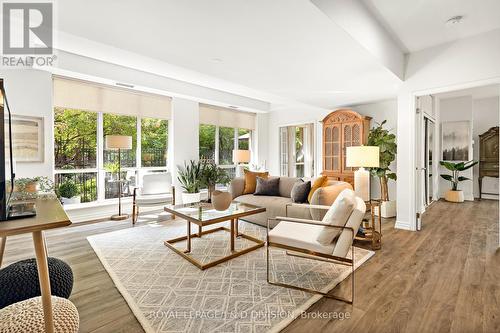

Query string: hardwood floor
[1,200,498,333]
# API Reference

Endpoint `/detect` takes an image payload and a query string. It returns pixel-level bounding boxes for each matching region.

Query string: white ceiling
[363,0,500,52]
[436,84,500,100]
[55,0,402,110]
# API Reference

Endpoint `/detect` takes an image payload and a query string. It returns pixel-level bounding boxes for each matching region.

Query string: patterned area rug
[87,219,374,333]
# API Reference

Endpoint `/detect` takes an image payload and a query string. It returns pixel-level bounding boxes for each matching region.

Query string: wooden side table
[0,198,71,333]
[355,199,382,250]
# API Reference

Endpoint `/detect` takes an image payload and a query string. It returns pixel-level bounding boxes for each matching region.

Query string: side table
[355,199,382,250]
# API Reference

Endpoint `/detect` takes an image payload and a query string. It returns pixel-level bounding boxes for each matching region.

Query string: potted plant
[177,160,203,204]
[201,162,231,202]
[10,177,55,201]
[440,160,477,202]
[367,120,397,217]
[58,180,81,205]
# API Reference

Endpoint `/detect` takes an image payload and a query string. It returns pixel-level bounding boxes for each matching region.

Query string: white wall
[267,99,398,200]
[0,69,54,179]
[396,28,500,230]
[473,97,500,199]
[438,96,474,201]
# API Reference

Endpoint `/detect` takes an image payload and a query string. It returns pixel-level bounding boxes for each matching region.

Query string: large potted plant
[201,162,231,202]
[177,160,203,204]
[440,160,477,202]
[58,180,81,205]
[367,120,397,217]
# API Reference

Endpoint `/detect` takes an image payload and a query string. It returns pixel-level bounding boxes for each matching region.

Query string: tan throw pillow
[307,175,327,203]
[316,189,356,246]
[243,170,269,194]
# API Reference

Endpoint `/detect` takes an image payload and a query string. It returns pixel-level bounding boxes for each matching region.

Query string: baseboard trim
[394,220,413,231]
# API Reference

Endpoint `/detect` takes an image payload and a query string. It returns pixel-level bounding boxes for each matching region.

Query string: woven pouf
[0,258,73,309]
[0,296,79,333]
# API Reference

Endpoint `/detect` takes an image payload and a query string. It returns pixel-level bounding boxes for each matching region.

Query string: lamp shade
[105,135,132,150]
[346,146,379,168]
[232,150,250,163]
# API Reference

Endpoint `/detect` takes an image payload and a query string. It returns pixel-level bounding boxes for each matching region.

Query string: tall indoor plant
[367,120,397,217]
[177,160,203,204]
[440,160,477,202]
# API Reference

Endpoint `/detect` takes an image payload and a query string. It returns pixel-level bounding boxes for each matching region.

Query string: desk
[0,198,71,333]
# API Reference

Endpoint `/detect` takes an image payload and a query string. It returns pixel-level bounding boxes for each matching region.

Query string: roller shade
[53,77,171,119]
[199,104,256,130]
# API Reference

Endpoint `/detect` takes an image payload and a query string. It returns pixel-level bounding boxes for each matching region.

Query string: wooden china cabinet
[321,109,371,186]
[478,126,499,199]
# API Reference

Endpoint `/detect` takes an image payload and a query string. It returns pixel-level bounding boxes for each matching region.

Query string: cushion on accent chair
[254,177,280,196]
[316,189,356,246]
[243,170,269,194]
[307,175,328,203]
[291,180,311,203]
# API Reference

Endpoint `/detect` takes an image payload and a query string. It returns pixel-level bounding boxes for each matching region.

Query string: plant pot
[444,190,464,203]
[212,190,232,211]
[182,192,201,205]
[61,196,81,205]
[374,200,396,218]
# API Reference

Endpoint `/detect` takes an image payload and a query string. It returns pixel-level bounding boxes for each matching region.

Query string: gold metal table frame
[163,203,266,270]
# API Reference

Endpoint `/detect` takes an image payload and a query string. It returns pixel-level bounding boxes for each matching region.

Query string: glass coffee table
[163,201,266,270]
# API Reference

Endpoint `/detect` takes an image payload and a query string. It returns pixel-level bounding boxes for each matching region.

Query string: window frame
[54,109,169,204]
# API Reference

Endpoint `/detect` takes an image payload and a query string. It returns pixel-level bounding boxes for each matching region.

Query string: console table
[0,198,71,333]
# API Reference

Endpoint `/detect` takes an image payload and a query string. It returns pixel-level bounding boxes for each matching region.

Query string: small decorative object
[442,121,470,161]
[212,190,232,211]
[57,180,80,205]
[346,145,380,202]
[11,176,55,201]
[367,120,397,217]
[105,135,132,220]
[9,115,44,162]
[440,160,477,202]
[232,149,250,177]
[200,161,231,202]
[177,160,203,204]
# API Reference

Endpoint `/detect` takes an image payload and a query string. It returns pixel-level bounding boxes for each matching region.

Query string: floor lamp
[105,135,132,221]
[346,146,380,202]
[232,150,251,177]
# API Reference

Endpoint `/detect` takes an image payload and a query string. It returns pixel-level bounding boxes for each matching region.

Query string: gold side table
[355,199,382,250]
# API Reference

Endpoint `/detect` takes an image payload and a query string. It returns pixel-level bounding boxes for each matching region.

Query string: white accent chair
[266,189,366,304]
[132,173,175,225]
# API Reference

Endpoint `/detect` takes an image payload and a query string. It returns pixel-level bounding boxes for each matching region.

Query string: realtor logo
[2,2,53,55]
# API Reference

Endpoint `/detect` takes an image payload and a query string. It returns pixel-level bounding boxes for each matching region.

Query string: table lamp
[346,146,380,201]
[105,135,132,220]
[232,149,250,177]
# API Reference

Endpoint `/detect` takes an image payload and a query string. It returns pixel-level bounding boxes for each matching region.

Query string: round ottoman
[0,296,79,333]
[0,257,73,309]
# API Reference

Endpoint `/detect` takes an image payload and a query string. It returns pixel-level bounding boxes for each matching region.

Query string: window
[199,125,253,180]
[54,108,98,203]
[141,118,168,167]
[279,123,314,178]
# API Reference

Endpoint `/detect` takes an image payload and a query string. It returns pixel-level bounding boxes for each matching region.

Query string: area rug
[87,219,374,333]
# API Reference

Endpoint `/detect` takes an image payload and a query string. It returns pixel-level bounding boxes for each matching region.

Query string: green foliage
[177,160,203,193]
[199,124,216,160]
[440,160,478,191]
[141,118,168,166]
[58,180,80,198]
[201,162,231,188]
[219,126,235,165]
[104,162,120,174]
[367,120,397,180]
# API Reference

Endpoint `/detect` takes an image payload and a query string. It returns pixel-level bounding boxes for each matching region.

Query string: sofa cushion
[278,177,301,198]
[307,175,328,203]
[316,189,356,246]
[254,177,280,196]
[290,180,311,203]
[243,170,269,194]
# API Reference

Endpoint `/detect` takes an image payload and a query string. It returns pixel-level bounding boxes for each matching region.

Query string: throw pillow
[290,180,311,203]
[307,175,328,203]
[316,189,356,246]
[254,177,280,196]
[243,170,269,194]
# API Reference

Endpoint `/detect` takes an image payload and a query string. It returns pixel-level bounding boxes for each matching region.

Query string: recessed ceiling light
[211,58,223,63]
[446,15,464,25]
[228,105,239,109]
[116,82,134,88]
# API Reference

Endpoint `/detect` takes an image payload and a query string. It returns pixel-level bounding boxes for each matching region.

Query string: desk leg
[32,231,54,333]
[0,236,6,268]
